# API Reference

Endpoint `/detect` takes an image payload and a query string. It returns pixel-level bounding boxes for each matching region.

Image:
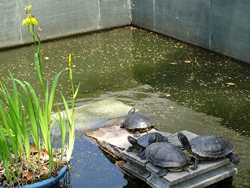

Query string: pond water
[1,27,250,187]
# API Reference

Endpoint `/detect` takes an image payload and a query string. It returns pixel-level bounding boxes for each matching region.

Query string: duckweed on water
[0,27,250,187]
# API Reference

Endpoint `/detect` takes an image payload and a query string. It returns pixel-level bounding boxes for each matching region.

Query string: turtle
[177,132,240,170]
[120,108,154,137]
[127,132,169,159]
[145,142,191,176]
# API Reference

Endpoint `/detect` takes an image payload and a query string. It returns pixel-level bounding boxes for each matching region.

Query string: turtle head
[155,133,163,142]
[127,136,142,151]
[128,108,135,116]
[177,132,192,152]
[148,134,157,145]
[127,136,137,146]
[155,133,168,143]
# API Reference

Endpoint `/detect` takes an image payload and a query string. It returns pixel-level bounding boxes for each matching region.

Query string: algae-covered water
[0,27,250,187]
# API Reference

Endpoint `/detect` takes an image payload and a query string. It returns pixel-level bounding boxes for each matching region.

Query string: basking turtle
[145,142,190,176]
[127,132,168,159]
[177,132,240,170]
[120,108,154,137]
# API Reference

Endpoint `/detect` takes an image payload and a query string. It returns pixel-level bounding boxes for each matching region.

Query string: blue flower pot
[0,166,67,188]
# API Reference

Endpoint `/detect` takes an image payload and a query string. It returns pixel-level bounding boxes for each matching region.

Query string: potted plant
[0,5,79,187]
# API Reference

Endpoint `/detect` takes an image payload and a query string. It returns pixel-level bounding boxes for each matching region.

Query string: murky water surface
[1,27,250,187]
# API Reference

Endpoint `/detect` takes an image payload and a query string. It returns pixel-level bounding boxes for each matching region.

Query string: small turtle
[145,142,190,176]
[127,132,168,159]
[120,108,154,137]
[177,132,240,170]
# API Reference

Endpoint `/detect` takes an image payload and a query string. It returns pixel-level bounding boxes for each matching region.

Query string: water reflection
[131,28,250,137]
[0,27,250,187]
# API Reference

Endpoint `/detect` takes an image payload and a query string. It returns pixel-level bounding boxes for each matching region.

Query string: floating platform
[86,125,237,188]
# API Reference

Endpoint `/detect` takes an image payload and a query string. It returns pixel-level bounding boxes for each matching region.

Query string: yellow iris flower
[22,17,38,26]
[25,5,32,11]
[69,54,72,67]
[22,5,38,26]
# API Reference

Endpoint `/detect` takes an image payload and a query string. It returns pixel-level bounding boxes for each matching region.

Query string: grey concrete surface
[1,0,250,64]
[131,0,250,64]
[87,124,238,188]
[147,164,237,188]
[100,0,131,28]
[52,99,133,132]
[0,0,131,49]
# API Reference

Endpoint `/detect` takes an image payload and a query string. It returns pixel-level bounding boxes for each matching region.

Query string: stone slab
[87,125,238,188]
[147,165,237,188]
[52,99,133,132]
[123,161,151,181]
[146,158,230,186]
[87,124,158,159]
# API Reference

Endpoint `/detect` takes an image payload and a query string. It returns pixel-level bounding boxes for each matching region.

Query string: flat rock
[87,124,158,159]
[52,99,133,134]
[123,161,151,181]
[146,158,230,186]
[147,164,237,188]
[87,125,237,188]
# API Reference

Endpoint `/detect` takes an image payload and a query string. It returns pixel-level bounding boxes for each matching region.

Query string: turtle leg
[177,145,185,150]
[133,130,141,138]
[227,152,240,165]
[184,168,190,173]
[126,146,134,152]
[120,123,124,128]
[152,126,158,131]
[138,149,147,160]
[191,156,199,170]
[156,168,169,177]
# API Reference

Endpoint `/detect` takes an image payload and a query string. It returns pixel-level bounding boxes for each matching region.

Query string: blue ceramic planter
[0,166,67,188]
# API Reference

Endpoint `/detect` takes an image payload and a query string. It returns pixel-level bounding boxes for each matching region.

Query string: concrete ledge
[1,0,250,64]
[87,125,238,188]
[146,158,231,186]
[131,0,250,64]
[123,161,151,181]
[0,0,131,49]
[147,165,237,188]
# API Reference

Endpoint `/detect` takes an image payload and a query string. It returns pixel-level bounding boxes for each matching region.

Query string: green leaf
[35,53,42,83]
[73,84,80,99]
[37,33,41,55]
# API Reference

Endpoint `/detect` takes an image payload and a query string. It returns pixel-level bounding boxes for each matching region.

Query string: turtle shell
[137,133,158,148]
[145,142,189,169]
[123,110,153,130]
[190,135,234,158]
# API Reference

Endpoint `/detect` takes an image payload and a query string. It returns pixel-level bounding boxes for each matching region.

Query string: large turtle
[177,132,240,170]
[145,142,191,176]
[127,132,168,159]
[120,108,154,137]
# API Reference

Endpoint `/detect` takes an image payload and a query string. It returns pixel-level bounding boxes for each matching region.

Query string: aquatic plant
[0,5,79,187]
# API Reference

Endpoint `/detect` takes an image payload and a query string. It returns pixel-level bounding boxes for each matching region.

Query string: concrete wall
[0,0,131,49]
[131,0,250,64]
[1,0,250,64]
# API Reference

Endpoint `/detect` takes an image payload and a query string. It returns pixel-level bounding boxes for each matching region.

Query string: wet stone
[87,125,237,188]
[147,165,237,188]
[123,161,151,181]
